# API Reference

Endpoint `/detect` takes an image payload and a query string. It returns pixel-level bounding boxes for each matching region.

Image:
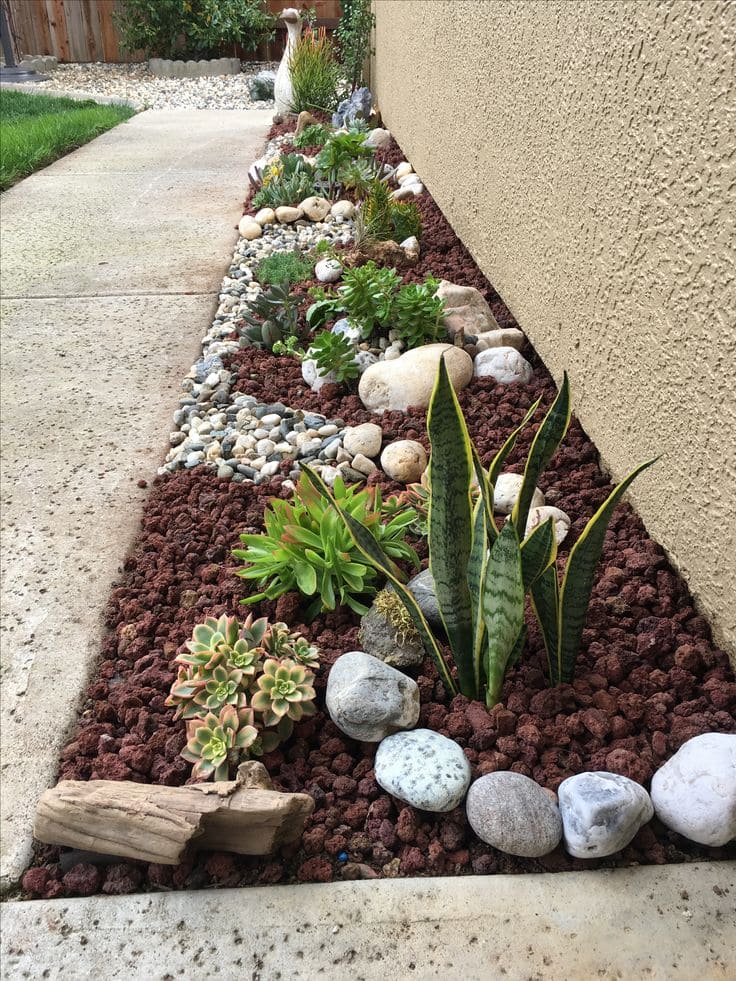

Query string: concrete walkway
[2,864,734,979]
[0,108,271,889]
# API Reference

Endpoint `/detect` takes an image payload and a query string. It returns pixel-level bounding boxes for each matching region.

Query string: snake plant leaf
[482,522,525,707]
[427,356,476,695]
[301,466,457,695]
[530,565,560,684]
[472,444,498,542]
[512,373,571,535]
[556,457,657,683]
[467,496,489,696]
[487,398,542,487]
[520,516,558,591]
[507,623,528,669]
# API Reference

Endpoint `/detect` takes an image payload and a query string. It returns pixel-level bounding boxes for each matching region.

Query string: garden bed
[21,125,735,900]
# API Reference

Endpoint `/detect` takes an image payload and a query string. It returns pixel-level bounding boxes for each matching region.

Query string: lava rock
[558,771,654,858]
[466,772,562,857]
[374,729,471,812]
[325,651,420,742]
[650,732,736,846]
[359,344,473,414]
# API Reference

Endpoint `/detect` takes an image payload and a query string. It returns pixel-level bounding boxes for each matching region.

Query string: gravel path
[33,62,278,110]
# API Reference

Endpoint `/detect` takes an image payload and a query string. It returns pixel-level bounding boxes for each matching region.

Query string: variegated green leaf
[472,444,498,542]
[427,356,476,695]
[557,458,656,683]
[467,496,488,697]
[520,516,557,591]
[512,373,571,535]
[482,522,525,707]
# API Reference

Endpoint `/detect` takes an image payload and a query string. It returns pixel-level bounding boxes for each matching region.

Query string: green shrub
[114,0,275,59]
[293,123,331,149]
[362,180,424,242]
[256,251,313,287]
[305,363,655,703]
[252,154,316,208]
[336,0,376,92]
[289,27,342,114]
[234,472,419,617]
[307,330,360,383]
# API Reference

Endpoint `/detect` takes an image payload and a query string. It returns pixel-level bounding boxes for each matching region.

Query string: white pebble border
[28,62,278,110]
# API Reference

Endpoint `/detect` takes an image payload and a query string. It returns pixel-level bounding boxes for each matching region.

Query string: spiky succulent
[181,706,258,782]
[308,329,360,383]
[251,659,317,727]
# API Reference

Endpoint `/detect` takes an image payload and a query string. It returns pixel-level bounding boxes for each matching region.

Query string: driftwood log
[34,762,314,865]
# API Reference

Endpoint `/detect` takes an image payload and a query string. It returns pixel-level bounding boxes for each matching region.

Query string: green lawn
[0,89,135,191]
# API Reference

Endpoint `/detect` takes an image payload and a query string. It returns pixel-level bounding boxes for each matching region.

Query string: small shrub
[362,180,424,242]
[256,251,313,286]
[336,0,376,92]
[234,472,419,617]
[168,614,319,780]
[338,260,401,337]
[293,123,331,149]
[289,27,342,113]
[307,329,360,383]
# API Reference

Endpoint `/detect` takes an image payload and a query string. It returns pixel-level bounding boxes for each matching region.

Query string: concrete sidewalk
[0,108,271,889]
[2,864,734,979]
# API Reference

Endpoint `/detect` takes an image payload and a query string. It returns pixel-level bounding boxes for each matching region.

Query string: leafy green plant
[302,361,655,704]
[307,330,360,383]
[393,276,447,348]
[391,201,423,243]
[240,282,303,351]
[293,123,331,149]
[252,155,316,209]
[337,158,381,195]
[338,261,401,337]
[255,251,313,287]
[272,335,306,359]
[234,472,419,617]
[336,0,376,91]
[289,27,342,113]
[315,131,374,197]
[362,179,394,241]
[251,659,317,725]
[114,0,275,59]
[168,614,320,780]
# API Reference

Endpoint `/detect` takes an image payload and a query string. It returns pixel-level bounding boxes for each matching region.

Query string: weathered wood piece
[34,762,313,865]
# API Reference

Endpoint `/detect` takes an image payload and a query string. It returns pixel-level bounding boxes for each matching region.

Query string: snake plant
[304,358,654,703]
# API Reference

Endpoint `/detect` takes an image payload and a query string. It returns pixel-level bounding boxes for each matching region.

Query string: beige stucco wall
[373,0,736,655]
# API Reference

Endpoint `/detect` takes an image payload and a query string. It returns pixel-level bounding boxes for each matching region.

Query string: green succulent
[251,658,317,726]
[252,154,317,209]
[194,663,248,714]
[337,157,382,195]
[262,622,321,669]
[293,123,331,149]
[240,282,303,352]
[255,251,314,287]
[393,276,447,348]
[308,329,359,383]
[338,260,401,337]
[181,706,258,782]
[362,179,394,241]
[234,470,419,617]
[391,200,423,243]
[315,131,374,197]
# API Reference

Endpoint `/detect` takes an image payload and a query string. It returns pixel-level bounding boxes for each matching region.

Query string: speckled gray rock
[650,733,736,846]
[406,569,443,631]
[558,771,654,858]
[358,595,425,669]
[325,651,419,742]
[466,772,563,857]
[374,729,471,812]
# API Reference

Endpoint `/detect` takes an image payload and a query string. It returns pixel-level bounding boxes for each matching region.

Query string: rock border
[148,57,242,79]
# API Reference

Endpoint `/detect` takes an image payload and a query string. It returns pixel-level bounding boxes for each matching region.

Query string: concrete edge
[1,864,734,979]
[0,82,139,110]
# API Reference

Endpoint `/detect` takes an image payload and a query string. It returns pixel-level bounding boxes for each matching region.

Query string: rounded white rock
[380,440,428,483]
[325,651,419,742]
[253,207,276,226]
[343,422,383,458]
[395,161,414,180]
[299,195,331,221]
[493,472,545,515]
[238,217,263,240]
[315,258,343,283]
[558,771,654,858]
[474,346,533,384]
[375,729,471,812]
[331,200,356,219]
[525,505,571,544]
[275,206,303,223]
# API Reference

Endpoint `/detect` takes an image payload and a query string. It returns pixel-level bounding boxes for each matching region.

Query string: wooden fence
[7,0,342,64]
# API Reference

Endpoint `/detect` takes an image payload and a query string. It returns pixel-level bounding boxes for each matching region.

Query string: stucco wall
[373,0,736,654]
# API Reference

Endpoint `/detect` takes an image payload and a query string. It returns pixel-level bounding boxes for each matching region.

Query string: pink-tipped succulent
[177,613,267,681]
[262,622,320,669]
[193,663,248,714]
[251,658,317,727]
[181,706,258,781]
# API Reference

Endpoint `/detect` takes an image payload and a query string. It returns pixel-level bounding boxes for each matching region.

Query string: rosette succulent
[181,706,258,782]
[251,658,317,727]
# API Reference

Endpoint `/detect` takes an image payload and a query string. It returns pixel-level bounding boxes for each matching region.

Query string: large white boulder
[359,343,473,413]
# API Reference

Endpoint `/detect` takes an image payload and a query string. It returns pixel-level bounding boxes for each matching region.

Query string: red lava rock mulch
[22,135,736,899]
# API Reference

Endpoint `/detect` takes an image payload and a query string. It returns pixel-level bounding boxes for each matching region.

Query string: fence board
[8,0,343,64]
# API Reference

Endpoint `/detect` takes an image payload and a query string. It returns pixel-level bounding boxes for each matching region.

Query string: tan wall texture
[373,0,736,654]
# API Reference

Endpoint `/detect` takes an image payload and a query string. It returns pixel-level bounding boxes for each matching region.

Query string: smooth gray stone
[325,651,419,743]
[466,772,562,857]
